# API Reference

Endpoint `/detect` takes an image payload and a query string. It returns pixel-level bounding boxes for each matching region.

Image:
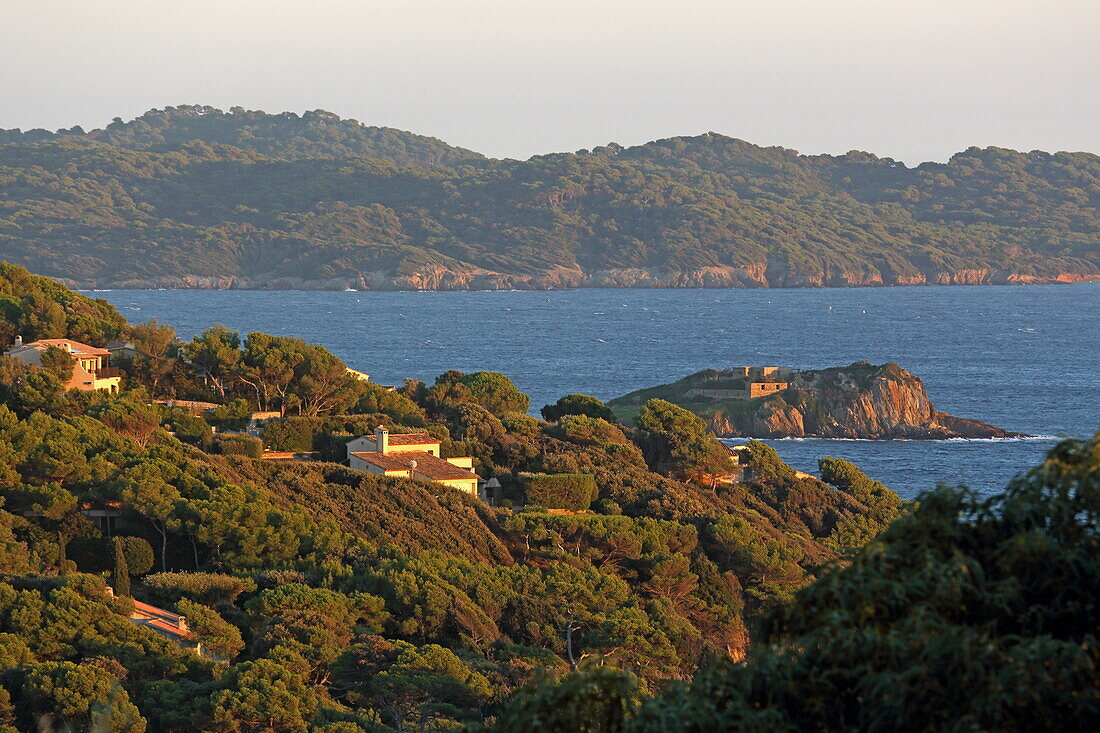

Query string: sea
[91,284,1100,501]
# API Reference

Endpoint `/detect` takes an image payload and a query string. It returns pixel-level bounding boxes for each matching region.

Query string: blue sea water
[92,284,1100,500]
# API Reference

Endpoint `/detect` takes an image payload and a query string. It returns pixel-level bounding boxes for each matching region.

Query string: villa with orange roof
[4,336,122,392]
[346,427,479,495]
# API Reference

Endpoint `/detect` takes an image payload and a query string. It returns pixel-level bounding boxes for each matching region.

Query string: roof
[385,432,439,446]
[351,451,413,472]
[352,450,478,481]
[146,618,189,638]
[132,599,185,624]
[8,338,110,358]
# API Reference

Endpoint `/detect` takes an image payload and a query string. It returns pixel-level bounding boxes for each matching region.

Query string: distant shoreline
[68,276,1100,293]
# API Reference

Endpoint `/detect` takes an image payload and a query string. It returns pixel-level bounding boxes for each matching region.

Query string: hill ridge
[1,106,1097,289]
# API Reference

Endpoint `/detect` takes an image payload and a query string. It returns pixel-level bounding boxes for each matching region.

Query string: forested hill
[1,106,1098,289]
[0,105,482,165]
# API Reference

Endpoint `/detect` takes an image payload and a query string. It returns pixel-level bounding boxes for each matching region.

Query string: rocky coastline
[609,362,1027,440]
[54,263,1100,291]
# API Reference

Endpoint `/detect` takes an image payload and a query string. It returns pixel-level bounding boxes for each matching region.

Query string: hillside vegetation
[0,263,908,731]
[0,105,1097,289]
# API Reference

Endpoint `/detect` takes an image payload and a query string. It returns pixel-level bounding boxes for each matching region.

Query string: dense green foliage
[522,473,598,511]
[633,399,734,480]
[17,264,1075,732]
[483,432,1100,731]
[541,394,616,423]
[1,107,1096,288]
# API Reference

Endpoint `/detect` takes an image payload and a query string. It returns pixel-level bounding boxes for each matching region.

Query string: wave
[721,435,1064,444]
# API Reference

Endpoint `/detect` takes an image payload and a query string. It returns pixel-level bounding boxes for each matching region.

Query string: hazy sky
[3,0,1097,162]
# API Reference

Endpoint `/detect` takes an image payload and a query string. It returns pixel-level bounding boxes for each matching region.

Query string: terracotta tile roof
[350,451,414,473]
[386,432,439,446]
[12,338,111,357]
[132,599,184,625]
[146,618,190,638]
[352,450,477,481]
[404,452,479,481]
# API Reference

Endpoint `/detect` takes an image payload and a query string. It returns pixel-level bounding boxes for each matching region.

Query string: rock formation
[610,362,1025,439]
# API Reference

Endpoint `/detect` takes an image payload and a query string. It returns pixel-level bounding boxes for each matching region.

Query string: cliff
[609,362,1025,439]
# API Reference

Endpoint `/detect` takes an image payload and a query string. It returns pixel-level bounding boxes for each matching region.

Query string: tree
[175,599,244,660]
[126,319,178,394]
[182,325,240,398]
[459,371,530,416]
[542,394,615,423]
[291,345,366,416]
[485,666,642,733]
[238,332,304,413]
[335,637,492,731]
[37,346,74,384]
[14,661,146,733]
[632,433,1100,731]
[112,536,130,597]
[97,400,162,447]
[633,399,732,481]
[819,455,901,523]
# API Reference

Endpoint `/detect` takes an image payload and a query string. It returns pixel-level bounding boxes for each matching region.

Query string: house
[4,336,122,392]
[719,443,813,483]
[105,340,150,362]
[347,427,479,495]
[718,444,751,484]
[105,589,206,656]
[347,368,371,382]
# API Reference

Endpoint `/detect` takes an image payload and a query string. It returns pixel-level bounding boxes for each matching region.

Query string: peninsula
[0,106,1097,290]
[608,362,1024,439]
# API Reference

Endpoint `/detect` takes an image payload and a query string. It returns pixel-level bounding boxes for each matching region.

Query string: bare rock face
[53,260,1100,291]
[717,363,1023,439]
[618,362,1025,440]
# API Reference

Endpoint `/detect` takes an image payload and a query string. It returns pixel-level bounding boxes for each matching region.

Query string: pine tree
[112,537,130,597]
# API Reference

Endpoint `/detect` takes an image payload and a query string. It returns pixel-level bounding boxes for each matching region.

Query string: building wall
[748,381,789,399]
[346,435,440,458]
[428,477,479,494]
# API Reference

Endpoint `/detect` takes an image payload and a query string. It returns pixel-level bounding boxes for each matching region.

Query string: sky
[2,0,1097,163]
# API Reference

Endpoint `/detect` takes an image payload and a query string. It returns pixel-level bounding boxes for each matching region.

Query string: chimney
[375,426,389,454]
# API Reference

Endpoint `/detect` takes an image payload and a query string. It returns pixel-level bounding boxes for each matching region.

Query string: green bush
[523,473,598,511]
[143,571,257,606]
[175,598,245,660]
[164,409,212,446]
[209,398,253,431]
[541,393,615,423]
[213,434,262,458]
[260,417,323,452]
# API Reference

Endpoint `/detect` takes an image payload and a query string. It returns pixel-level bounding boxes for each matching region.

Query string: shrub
[523,473,598,511]
[458,371,530,416]
[143,571,257,606]
[260,417,322,452]
[164,409,211,446]
[209,398,252,431]
[175,598,245,660]
[541,393,615,423]
[213,434,262,458]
